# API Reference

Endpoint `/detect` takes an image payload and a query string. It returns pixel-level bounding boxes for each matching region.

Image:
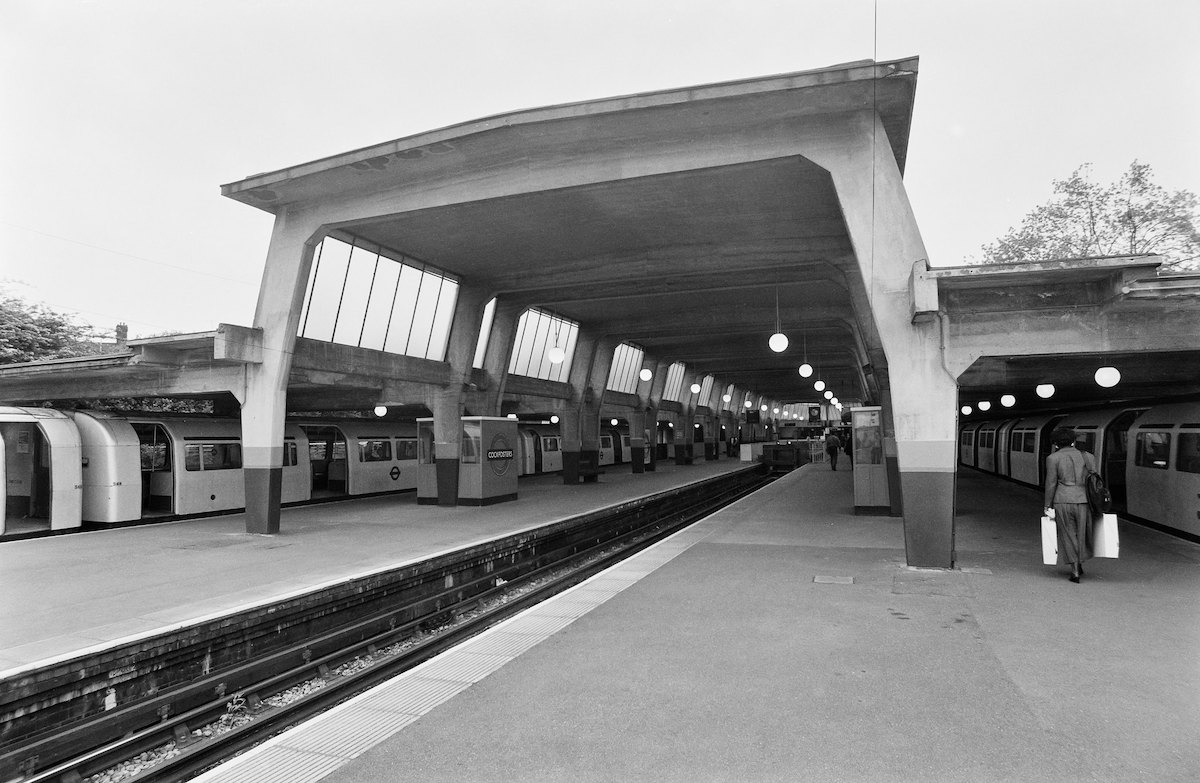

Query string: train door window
[133,424,172,471]
[1134,431,1171,469]
[358,439,393,462]
[282,440,298,467]
[600,435,612,448]
[542,437,559,453]
[1177,430,1200,474]
[396,439,418,461]
[308,441,327,461]
[1076,430,1097,454]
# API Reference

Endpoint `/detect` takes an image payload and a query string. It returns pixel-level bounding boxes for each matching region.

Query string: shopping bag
[1041,515,1057,565]
[1093,513,1120,558]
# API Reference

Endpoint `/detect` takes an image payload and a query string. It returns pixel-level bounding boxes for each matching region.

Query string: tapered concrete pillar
[809,111,958,567]
[627,408,647,473]
[241,210,324,534]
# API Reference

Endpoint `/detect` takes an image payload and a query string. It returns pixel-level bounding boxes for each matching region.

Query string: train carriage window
[185,443,243,471]
[1177,433,1200,474]
[1076,432,1097,454]
[309,441,328,461]
[332,441,347,461]
[542,437,560,453]
[358,439,392,462]
[283,441,298,467]
[1134,432,1171,470]
[396,439,418,461]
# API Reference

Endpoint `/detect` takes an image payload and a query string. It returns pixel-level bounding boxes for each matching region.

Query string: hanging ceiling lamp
[768,287,788,352]
[547,318,566,364]
[798,329,813,377]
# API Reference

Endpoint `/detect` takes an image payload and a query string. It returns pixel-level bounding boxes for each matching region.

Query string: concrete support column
[562,332,617,483]
[427,285,494,506]
[816,111,958,567]
[627,408,647,473]
[429,390,462,506]
[640,359,669,472]
[479,297,524,416]
[241,209,324,535]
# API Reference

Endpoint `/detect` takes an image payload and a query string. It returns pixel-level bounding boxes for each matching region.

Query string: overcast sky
[2,0,1197,339]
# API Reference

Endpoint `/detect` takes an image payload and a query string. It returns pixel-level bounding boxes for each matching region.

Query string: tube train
[0,408,651,534]
[958,400,1200,540]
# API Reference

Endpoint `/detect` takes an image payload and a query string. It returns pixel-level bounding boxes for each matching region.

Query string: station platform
[192,463,1199,783]
[0,459,750,676]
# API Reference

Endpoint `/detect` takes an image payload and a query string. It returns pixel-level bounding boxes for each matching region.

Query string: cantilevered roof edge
[220,56,918,210]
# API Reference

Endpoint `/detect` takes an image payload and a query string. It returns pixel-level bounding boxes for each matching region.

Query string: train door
[133,423,174,515]
[1035,416,1065,487]
[303,426,349,497]
[1102,409,1143,509]
[0,411,83,533]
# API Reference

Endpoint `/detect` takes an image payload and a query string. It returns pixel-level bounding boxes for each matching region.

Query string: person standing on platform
[843,429,853,469]
[825,432,842,471]
[1043,427,1098,583]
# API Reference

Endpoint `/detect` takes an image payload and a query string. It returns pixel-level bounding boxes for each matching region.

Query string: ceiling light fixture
[768,287,788,352]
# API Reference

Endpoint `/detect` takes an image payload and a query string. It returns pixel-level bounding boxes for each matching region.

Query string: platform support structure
[425,286,494,506]
[808,111,958,568]
[640,359,669,472]
[241,210,325,535]
[560,332,616,483]
[475,297,524,417]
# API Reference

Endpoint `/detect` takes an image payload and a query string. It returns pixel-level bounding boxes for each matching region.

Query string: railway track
[16,468,773,783]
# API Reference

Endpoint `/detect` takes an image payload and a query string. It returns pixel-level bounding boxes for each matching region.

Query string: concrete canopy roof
[223,59,922,407]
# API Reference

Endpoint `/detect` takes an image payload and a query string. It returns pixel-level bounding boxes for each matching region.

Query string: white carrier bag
[1093,513,1120,558]
[1041,513,1058,565]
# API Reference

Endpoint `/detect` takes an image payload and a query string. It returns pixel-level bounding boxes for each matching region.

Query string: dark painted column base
[435,458,459,507]
[580,449,600,483]
[886,455,903,517]
[630,446,645,473]
[901,470,955,568]
[245,467,282,535]
[562,450,580,484]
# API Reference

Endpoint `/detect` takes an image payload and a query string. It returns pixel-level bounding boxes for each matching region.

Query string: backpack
[1085,470,1112,515]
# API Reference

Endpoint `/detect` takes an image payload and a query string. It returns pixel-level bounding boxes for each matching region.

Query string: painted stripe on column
[896,440,957,472]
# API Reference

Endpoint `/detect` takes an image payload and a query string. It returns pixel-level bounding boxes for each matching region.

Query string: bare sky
[2,0,1197,339]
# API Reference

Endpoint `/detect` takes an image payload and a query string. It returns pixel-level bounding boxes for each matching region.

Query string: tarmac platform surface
[190,463,1200,783]
[0,459,749,675]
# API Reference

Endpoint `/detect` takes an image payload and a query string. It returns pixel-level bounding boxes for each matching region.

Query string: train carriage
[1126,402,1200,538]
[130,416,312,517]
[1005,414,1065,487]
[517,425,564,476]
[958,421,981,468]
[296,420,418,496]
[0,407,83,533]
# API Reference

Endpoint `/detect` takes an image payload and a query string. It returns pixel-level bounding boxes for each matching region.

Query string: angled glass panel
[425,277,458,360]
[663,362,685,403]
[473,297,496,369]
[299,238,352,341]
[383,264,423,354]
[360,258,403,351]
[332,244,379,346]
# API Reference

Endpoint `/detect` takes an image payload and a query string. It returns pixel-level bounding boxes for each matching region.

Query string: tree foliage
[979,161,1200,273]
[0,291,106,364]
